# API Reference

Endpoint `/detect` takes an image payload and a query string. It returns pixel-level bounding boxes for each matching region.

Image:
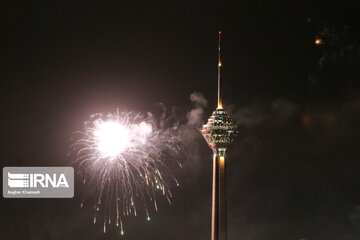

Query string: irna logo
[3,167,74,198]
[8,172,69,188]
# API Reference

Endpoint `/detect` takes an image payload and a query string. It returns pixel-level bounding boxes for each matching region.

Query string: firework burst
[72,109,181,234]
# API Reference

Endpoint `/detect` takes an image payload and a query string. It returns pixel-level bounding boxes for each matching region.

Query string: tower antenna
[217,30,222,109]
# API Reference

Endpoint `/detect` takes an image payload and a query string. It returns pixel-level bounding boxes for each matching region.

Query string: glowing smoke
[187,92,208,127]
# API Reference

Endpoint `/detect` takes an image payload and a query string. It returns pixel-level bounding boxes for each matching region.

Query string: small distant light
[315,38,322,45]
[147,216,151,221]
[219,30,222,34]
[121,230,124,235]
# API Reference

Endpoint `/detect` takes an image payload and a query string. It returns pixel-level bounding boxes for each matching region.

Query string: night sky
[2,1,360,239]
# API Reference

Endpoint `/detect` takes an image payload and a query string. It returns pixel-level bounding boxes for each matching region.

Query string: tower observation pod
[201,31,238,240]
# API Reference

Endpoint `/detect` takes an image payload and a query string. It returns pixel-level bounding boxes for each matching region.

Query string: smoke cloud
[174,92,209,180]
[187,92,208,127]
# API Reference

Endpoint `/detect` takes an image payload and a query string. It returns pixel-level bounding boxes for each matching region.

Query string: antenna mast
[217,31,222,109]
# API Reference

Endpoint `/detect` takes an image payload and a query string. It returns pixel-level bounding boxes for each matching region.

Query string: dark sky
[2,1,360,240]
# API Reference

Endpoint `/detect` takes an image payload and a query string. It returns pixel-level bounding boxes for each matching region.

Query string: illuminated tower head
[201,108,237,155]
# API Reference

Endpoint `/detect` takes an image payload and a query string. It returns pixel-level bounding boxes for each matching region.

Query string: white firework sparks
[72,110,181,234]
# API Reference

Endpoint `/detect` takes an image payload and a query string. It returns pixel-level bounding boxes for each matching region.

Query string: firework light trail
[72,109,181,234]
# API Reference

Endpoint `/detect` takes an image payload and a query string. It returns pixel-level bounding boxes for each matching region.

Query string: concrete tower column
[211,150,227,240]
[218,153,227,240]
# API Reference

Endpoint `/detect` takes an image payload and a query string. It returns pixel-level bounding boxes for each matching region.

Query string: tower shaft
[212,151,227,240]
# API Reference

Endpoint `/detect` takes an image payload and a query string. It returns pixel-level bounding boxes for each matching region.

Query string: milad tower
[201,31,238,240]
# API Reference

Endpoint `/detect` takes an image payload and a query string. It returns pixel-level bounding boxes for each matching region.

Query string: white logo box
[3,167,74,198]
